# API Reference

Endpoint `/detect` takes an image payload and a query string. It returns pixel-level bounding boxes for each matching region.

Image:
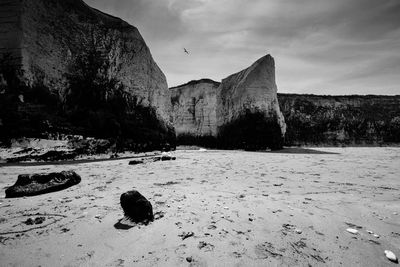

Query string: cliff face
[170,64,400,148]
[170,79,219,138]
[170,55,286,150]
[0,0,174,149]
[216,55,286,150]
[278,94,400,145]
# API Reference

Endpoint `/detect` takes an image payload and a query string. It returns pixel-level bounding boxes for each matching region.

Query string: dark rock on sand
[160,155,176,161]
[128,155,176,165]
[128,159,145,165]
[120,190,154,223]
[24,217,46,225]
[5,171,81,198]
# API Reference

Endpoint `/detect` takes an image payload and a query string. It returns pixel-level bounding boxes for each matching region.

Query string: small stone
[179,231,194,240]
[384,250,398,263]
[346,228,358,234]
[367,230,374,234]
[373,234,379,238]
[128,159,144,165]
[25,218,34,225]
[34,217,45,224]
[295,229,302,234]
[186,256,193,263]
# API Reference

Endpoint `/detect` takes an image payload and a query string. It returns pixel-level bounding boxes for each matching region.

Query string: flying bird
[184,48,189,54]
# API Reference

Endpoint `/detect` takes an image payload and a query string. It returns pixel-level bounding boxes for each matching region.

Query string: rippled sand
[0,147,399,266]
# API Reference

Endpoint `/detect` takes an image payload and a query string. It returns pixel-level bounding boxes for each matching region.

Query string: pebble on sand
[384,250,398,263]
[346,228,359,234]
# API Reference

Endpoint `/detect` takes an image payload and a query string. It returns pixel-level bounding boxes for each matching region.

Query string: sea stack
[170,55,286,150]
[216,55,286,150]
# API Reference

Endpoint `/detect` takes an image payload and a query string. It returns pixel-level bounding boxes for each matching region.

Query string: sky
[85,0,400,95]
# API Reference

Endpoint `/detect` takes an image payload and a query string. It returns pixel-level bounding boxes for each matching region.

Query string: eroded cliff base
[279,94,400,146]
[217,111,284,151]
[0,80,175,152]
[176,134,218,149]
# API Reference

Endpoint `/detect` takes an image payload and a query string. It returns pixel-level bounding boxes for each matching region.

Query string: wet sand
[0,147,399,266]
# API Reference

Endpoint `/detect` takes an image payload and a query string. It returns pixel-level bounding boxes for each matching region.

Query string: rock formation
[278,94,400,146]
[5,171,81,198]
[170,55,286,150]
[170,57,400,147]
[120,190,154,223]
[217,55,286,150]
[0,0,174,150]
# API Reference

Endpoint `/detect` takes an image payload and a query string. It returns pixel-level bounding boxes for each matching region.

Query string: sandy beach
[1,147,399,266]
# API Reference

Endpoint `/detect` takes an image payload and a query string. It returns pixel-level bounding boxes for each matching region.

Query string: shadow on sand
[268,147,340,155]
[114,218,135,230]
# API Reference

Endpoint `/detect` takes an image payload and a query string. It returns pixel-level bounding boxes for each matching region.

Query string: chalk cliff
[216,55,286,150]
[0,0,174,149]
[170,55,286,150]
[170,59,400,148]
[278,94,400,146]
[171,79,219,138]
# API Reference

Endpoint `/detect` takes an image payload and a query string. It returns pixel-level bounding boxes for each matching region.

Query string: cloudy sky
[85,0,400,95]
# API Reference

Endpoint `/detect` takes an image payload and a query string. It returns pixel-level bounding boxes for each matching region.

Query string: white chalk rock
[384,250,398,262]
[346,228,358,234]
[161,152,172,157]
